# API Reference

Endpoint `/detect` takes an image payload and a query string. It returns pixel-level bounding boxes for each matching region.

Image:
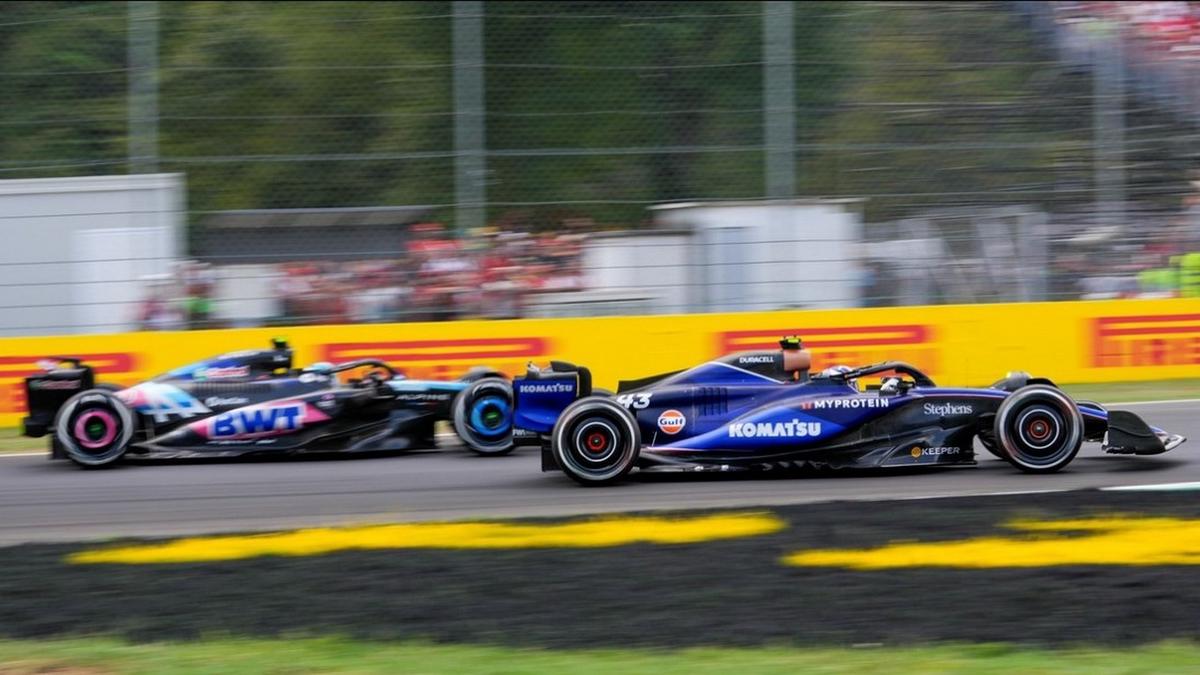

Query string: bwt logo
[210,404,306,439]
[1091,314,1200,368]
[719,325,937,375]
[320,338,549,380]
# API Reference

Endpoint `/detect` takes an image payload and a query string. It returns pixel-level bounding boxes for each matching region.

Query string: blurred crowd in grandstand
[1053,1,1200,52]
[1058,171,1200,301]
[137,221,588,330]
[1048,1,1200,108]
[1033,2,1200,300]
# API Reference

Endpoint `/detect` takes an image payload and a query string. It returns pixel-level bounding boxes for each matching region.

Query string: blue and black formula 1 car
[512,337,1186,485]
[22,339,514,468]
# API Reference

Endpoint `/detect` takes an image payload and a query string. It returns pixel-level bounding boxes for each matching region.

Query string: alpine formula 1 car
[22,339,514,467]
[513,337,1186,485]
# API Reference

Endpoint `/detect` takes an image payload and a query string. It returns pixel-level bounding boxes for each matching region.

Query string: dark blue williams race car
[512,336,1186,485]
[22,339,514,468]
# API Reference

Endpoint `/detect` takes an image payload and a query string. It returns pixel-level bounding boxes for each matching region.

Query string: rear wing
[546,361,591,397]
[23,359,97,437]
[511,361,592,440]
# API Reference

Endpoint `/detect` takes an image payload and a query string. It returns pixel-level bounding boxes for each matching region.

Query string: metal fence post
[453,0,486,235]
[127,1,159,174]
[1092,24,1126,228]
[763,1,795,199]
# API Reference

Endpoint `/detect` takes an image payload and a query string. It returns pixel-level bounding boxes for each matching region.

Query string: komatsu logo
[802,398,890,410]
[212,404,303,438]
[728,419,822,438]
[520,382,574,393]
[923,403,973,416]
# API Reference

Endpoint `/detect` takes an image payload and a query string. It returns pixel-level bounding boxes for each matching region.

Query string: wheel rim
[585,430,610,453]
[572,419,619,464]
[73,409,119,450]
[1015,405,1063,453]
[456,382,514,454]
[469,394,511,438]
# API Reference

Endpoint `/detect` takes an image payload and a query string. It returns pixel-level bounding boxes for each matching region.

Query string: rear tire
[453,378,515,456]
[994,385,1083,473]
[551,396,640,486]
[54,389,135,468]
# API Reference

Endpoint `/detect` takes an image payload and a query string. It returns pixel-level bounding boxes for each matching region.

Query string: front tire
[551,396,640,486]
[453,378,515,456]
[994,385,1083,473]
[54,389,135,468]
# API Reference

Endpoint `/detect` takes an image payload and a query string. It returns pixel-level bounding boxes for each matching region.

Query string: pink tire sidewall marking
[73,409,118,449]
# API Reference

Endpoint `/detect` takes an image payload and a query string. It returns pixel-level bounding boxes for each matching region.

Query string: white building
[0,174,184,335]
[532,199,865,316]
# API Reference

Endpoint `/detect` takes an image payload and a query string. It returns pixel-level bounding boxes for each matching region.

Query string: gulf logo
[657,409,686,435]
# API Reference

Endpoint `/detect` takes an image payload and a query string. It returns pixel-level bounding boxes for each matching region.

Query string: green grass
[1,638,1199,674]
[0,426,41,453]
[1061,378,1199,404]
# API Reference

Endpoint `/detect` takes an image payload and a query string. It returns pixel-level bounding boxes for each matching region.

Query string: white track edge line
[1102,481,1200,492]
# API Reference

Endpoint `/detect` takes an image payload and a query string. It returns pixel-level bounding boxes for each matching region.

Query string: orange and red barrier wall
[0,299,1197,426]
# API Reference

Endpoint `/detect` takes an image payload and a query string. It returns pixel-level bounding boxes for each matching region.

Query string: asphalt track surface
[9,490,1200,647]
[1,400,1196,545]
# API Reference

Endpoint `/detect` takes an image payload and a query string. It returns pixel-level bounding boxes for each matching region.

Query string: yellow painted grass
[785,516,1200,569]
[70,512,786,565]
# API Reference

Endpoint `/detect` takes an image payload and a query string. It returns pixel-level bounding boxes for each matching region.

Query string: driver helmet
[879,376,903,395]
[818,364,858,390]
[305,361,334,374]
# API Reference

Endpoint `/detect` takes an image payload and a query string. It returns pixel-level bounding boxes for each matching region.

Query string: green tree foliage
[158,1,453,212]
[0,2,1183,229]
[0,2,127,175]
[483,1,847,227]
[799,3,1093,222]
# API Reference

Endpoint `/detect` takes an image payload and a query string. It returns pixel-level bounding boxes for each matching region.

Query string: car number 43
[616,393,653,409]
